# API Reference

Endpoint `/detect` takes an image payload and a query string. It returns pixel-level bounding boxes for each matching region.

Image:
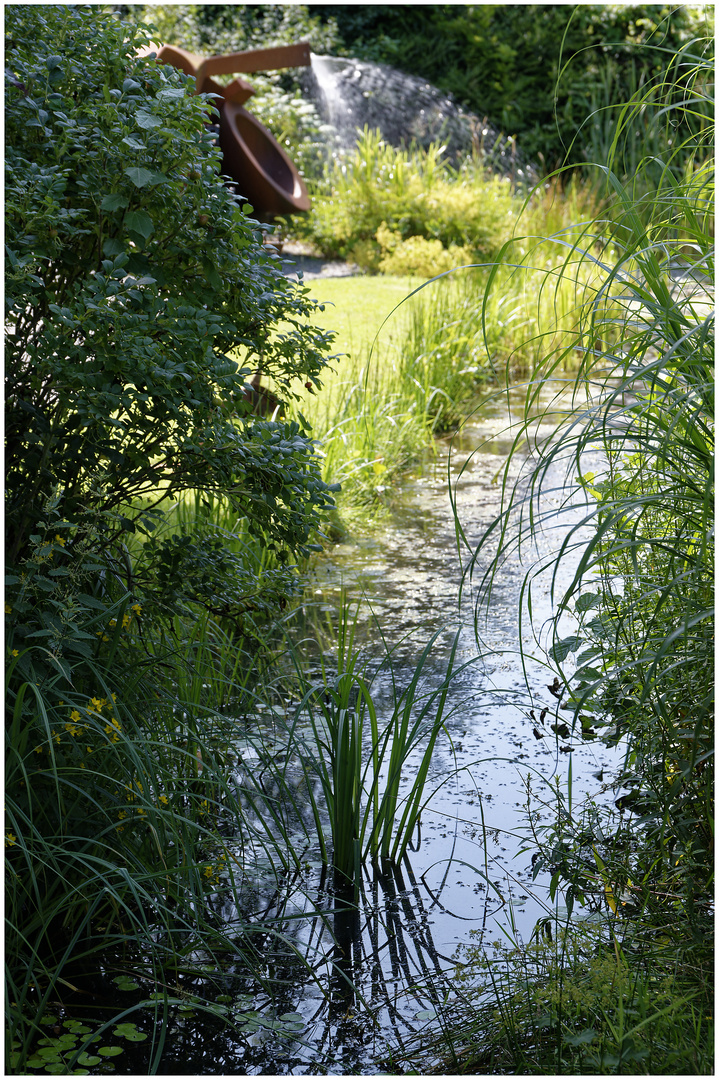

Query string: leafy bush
[5,4,339,1063]
[5,4,337,605]
[295,127,517,267]
[375,225,475,277]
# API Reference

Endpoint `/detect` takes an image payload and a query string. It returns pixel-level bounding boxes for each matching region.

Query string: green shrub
[5,4,337,605]
[5,5,339,1063]
[296,127,517,267]
[375,226,475,277]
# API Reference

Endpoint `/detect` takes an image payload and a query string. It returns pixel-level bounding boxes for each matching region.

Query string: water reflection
[128,386,624,1072]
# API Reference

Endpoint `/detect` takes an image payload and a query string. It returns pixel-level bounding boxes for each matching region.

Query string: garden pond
[46,385,625,1075]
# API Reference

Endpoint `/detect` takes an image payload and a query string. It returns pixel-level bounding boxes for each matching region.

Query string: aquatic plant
[241,605,465,892]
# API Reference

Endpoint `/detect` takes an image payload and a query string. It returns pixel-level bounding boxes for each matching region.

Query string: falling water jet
[305,53,536,181]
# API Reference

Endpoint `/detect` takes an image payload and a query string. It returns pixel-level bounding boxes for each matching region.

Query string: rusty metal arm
[198,42,312,78]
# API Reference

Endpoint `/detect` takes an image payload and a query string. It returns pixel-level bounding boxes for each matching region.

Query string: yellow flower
[51,730,61,744]
[54,534,66,547]
[5,833,17,847]
[159,795,169,806]
[90,697,104,712]
[70,710,82,723]
[122,613,131,629]
[131,604,142,616]
[109,619,117,630]
[33,745,43,754]
[11,649,19,657]
[118,810,128,820]
[203,865,214,878]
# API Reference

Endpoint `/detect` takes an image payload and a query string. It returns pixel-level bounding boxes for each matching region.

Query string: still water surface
[144,387,623,1074]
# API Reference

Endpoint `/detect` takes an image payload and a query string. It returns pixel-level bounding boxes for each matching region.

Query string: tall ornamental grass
[287,177,604,511]
[436,33,714,1074]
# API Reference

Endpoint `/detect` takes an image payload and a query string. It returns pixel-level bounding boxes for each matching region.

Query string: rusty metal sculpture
[141,41,312,218]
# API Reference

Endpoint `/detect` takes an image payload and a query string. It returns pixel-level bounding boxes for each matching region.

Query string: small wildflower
[131,604,142,616]
[51,730,61,744]
[11,649,19,657]
[5,604,11,614]
[54,534,66,547]
[90,696,104,713]
[70,710,82,723]
[109,619,117,630]
[122,613,131,629]
[118,810,128,820]
[203,865,214,879]
[5,833,17,847]
[159,795,169,806]
[33,745,43,754]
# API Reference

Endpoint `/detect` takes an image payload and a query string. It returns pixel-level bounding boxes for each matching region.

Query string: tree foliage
[312,3,713,169]
[5,4,338,638]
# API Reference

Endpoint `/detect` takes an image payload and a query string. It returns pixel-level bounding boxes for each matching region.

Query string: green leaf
[98,1046,124,1057]
[101,193,129,212]
[102,237,125,257]
[550,635,582,662]
[76,1053,102,1066]
[124,166,155,188]
[135,108,162,129]
[125,210,154,240]
[564,1028,596,1046]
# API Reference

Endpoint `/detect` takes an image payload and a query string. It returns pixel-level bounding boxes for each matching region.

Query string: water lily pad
[63,1021,92,1034]
[45,1064,68,1074]
[98,1046,124,1057]
[77,1053,102,1066]
[112,975,140,991]
[113,1022,143,1039]
[37,1046,62,1060]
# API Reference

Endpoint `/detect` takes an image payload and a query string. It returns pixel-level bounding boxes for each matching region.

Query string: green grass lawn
[299,274,431,358]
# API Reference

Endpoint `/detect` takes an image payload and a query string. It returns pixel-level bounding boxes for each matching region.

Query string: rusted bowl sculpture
[219,101,311,216]
[141,42,312,218]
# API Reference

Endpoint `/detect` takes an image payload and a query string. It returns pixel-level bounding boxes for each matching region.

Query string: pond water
[121,386,624,1074]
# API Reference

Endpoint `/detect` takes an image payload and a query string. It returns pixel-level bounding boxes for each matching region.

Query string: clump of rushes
[242,605,467,895]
